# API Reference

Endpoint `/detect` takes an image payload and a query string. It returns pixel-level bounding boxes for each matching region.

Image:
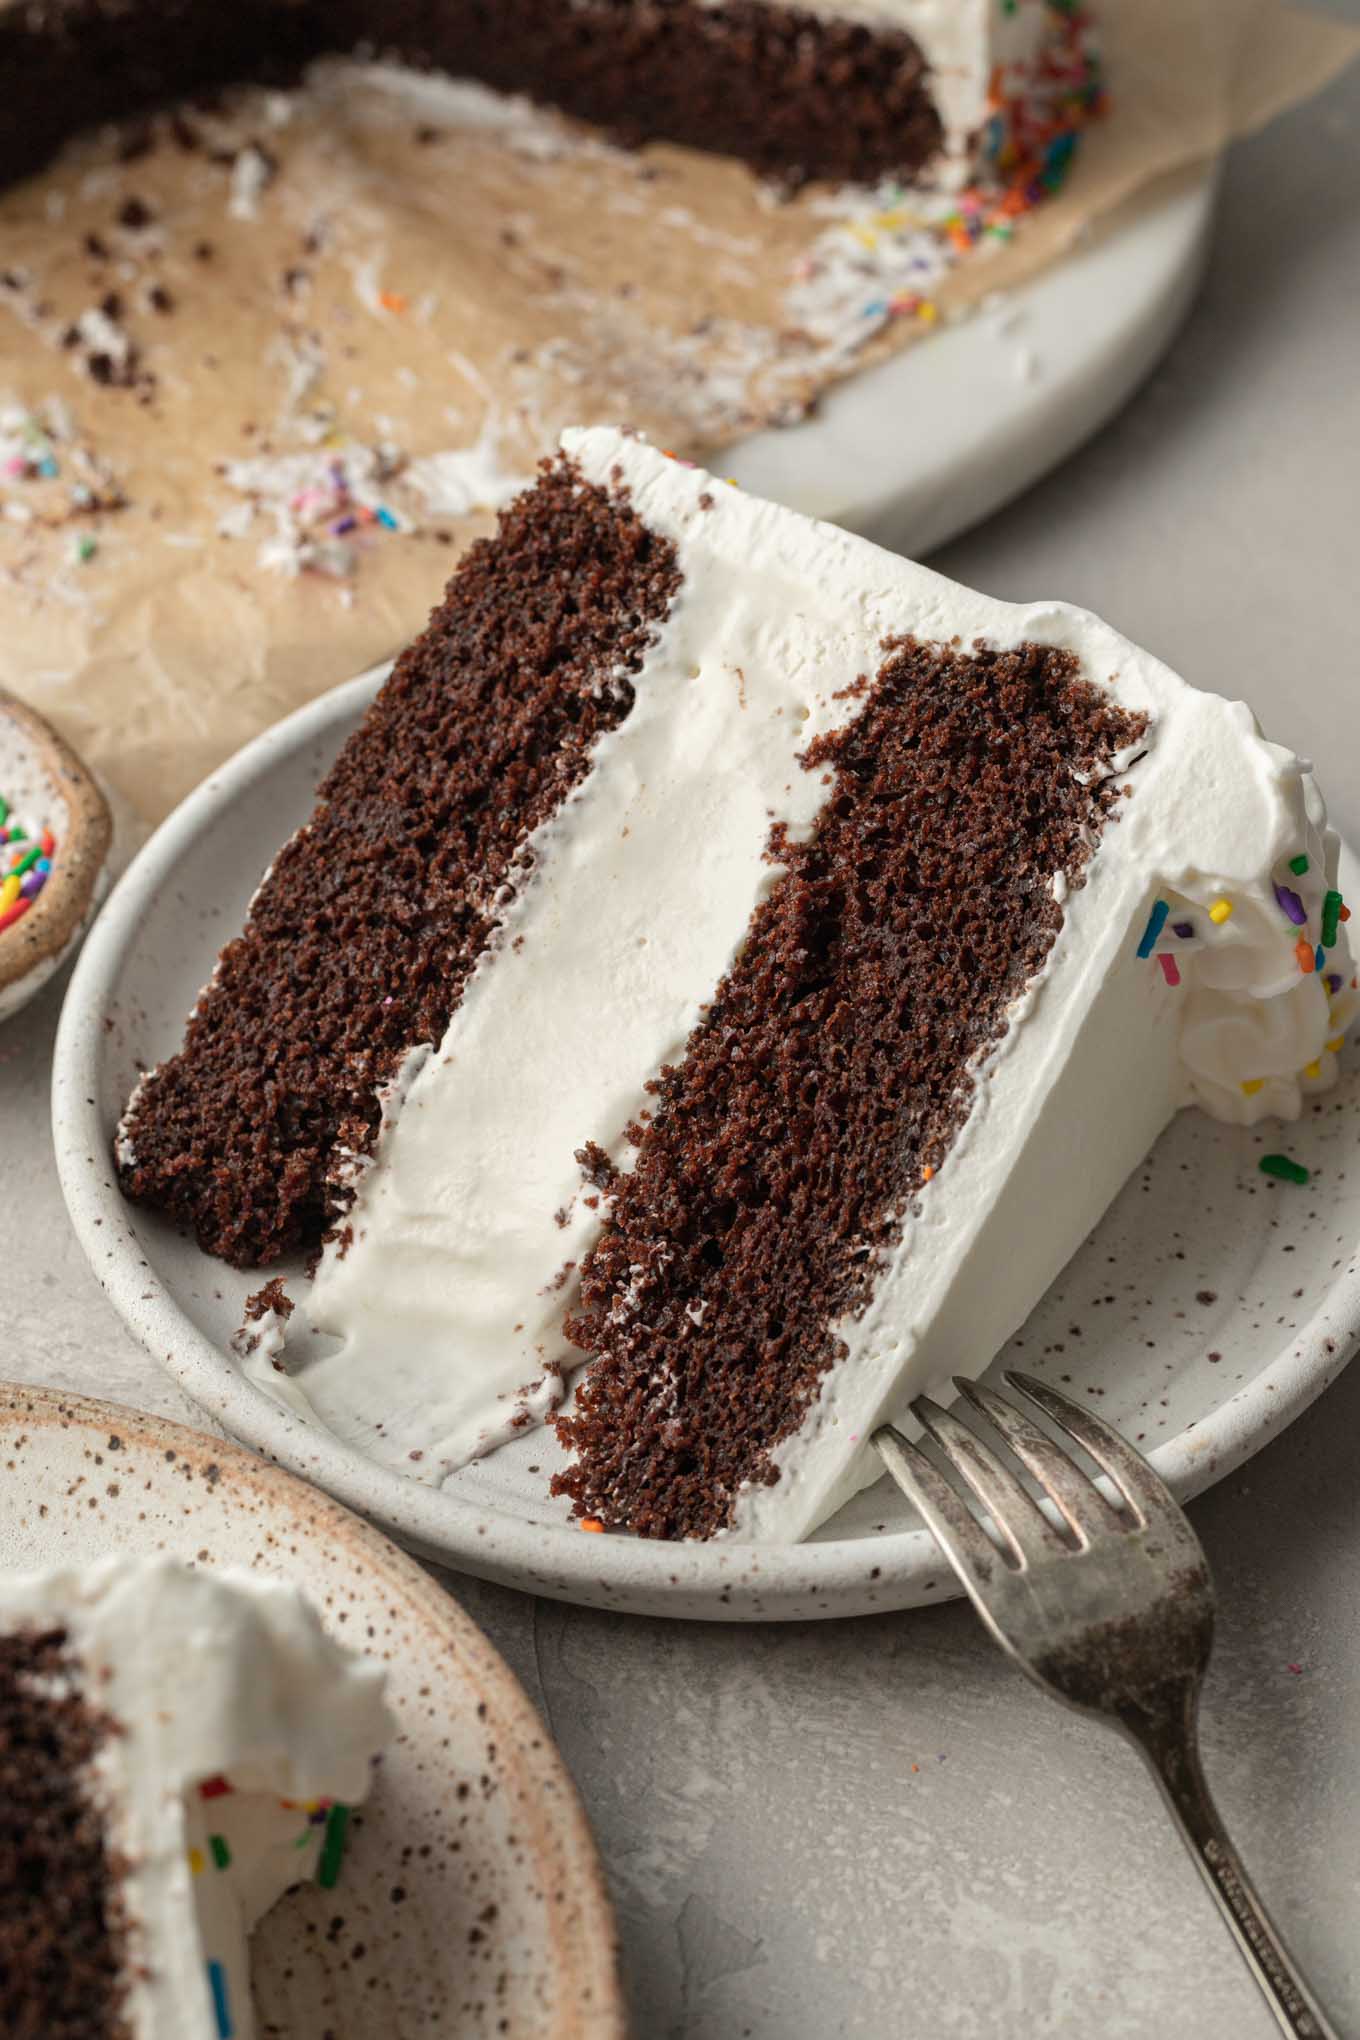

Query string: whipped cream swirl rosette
[1135,730,1356,1124]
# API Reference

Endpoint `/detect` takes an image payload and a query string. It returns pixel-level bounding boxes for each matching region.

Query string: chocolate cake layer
[364,0,943,188]
[0,1628,129,2039]
[555,639,1145,1538]
[0,0,942,190]
[118,458,680,1267]
[0,0,328,191]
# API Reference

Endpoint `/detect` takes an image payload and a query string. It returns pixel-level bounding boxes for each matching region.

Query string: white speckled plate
[0,1380,623,2038]
[52,671,1360,1621]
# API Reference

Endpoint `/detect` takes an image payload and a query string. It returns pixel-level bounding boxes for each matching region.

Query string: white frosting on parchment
[0,1558,391,2040]
[246,428,1353,1540]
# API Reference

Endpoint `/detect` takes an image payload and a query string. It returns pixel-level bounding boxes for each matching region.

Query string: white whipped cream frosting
[0,1557,391,2040]
[239,427,1353,1540]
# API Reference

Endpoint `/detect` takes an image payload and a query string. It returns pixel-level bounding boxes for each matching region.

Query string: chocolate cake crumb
[555,638,1146,1538]
[118,457,680,1266]
[0,1629,131,2038]
[575,1142,620,1195]
[244,1275,295,1323]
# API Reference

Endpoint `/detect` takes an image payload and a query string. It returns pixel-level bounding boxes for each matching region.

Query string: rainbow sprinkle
[316,1802,351,1889]
[1260,1154,1309,1187]
[0,796,58,930]
[1267,864,1349,978]
[207,1958,234,2038]
[1136,899,1169,959]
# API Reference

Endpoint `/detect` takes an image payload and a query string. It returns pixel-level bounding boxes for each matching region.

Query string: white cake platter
[725,164,1217,554]
[0,1380,624,2036]
[51,667,1360,1621]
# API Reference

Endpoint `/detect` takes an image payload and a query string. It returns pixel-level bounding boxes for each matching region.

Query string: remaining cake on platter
[117,428,1355,1543]
[0,1556,391,2040]
[1,0,1063,190]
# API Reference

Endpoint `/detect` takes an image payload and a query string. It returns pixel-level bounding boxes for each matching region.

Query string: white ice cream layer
[251,426,1351,1541]
[0,1558,391,2040]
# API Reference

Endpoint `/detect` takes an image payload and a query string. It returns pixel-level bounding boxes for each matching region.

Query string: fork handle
[1122,1689,1339,2040]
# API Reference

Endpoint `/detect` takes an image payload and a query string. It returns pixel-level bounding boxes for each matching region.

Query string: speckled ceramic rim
[0,1377,626,2039]
[52,669,1360,1622]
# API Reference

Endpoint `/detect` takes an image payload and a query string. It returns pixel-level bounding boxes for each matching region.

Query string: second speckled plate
[0,1381,623,2038]
[52,671,1360,1620]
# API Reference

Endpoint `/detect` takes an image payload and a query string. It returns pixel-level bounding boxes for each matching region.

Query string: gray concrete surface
[3,28,1359,2038]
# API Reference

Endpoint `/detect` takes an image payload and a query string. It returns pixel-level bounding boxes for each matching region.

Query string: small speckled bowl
[0,689,112,1023]
[0,1380,624,2038]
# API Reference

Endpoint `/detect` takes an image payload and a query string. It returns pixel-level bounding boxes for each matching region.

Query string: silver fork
[874,1371,1339,2040]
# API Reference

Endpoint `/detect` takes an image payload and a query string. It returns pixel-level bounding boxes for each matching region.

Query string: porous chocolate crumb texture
[0,1629,130,2040]
[555,640,1145,1538]
[118,459,680,1267]
[0,0,941,191]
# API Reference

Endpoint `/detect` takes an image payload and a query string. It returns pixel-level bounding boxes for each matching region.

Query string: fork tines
[875,1370,1188,1585]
